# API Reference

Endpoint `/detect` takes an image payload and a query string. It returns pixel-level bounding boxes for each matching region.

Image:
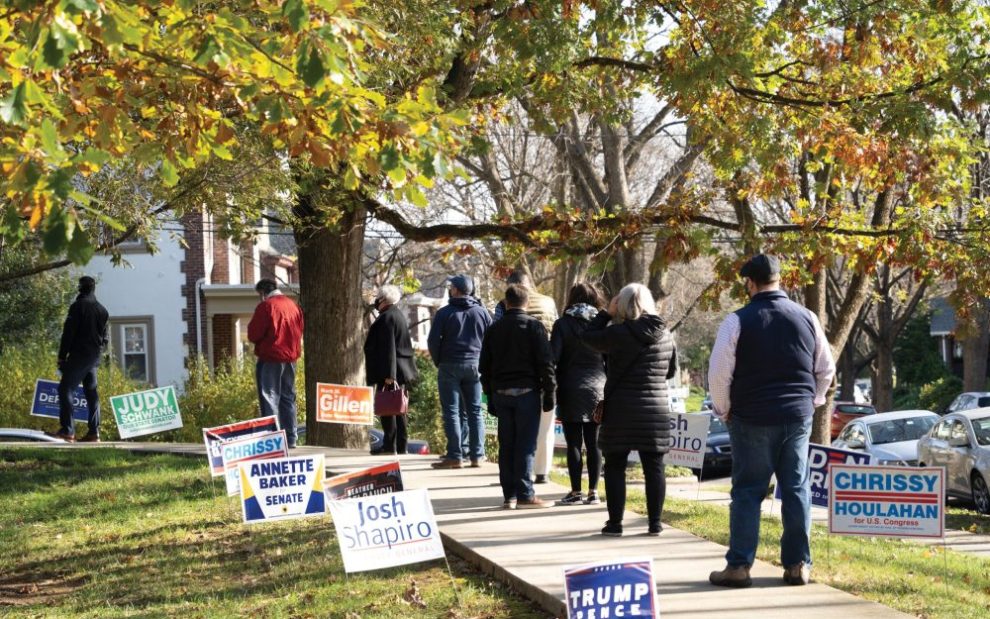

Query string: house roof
[930,296,956,336]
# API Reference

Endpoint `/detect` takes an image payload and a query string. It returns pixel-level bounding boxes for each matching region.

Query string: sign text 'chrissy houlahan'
[829,464,944,539]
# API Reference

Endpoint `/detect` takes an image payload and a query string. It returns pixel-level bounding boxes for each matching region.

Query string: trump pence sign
[564,558,658,619]
[239,454,326,524]
[829,464,944,539]
[316,383,374,425]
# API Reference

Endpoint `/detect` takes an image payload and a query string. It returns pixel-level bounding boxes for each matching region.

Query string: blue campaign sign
[564,558,658,619]
[775,443,873,507]
[30,379,88,423]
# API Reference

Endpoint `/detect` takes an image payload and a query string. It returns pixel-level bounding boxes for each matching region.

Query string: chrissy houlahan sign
[202,415,280,476]
[110,386,182,439]
[665,413,710,469]
[326,488,445,573]
[828,464,945,539]
[563,558,658,619]
[239,454,326,524]
[222,430,289,496]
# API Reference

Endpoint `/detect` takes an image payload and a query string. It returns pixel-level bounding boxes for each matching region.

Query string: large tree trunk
[294,187,369,449]
[962,299,990,391]
[838,343,858,401]
[804,273,833,444]
[873,339,895,412]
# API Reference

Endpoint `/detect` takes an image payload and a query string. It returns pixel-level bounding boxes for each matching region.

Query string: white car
[0,428,66,443]
[918,409,990,514]
[832,410,939,466]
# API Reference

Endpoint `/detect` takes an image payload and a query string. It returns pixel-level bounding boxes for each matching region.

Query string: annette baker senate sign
[828,464,945,539]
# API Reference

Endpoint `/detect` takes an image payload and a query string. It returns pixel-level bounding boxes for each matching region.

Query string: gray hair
[377,285,402,306]
[613,283,657,323]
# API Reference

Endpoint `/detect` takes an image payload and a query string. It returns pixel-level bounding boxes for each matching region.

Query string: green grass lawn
[552,470,990,619]
[0,448,550,619]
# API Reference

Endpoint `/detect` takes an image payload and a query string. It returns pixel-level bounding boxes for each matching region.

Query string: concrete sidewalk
[20,442,911,618]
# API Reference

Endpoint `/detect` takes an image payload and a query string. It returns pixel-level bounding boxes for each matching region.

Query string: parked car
[831,410,939,466]
[830,401,878,440]
[917,409,990,514]
[696,412,731,476]
[0,428,66,443]
[944,392,990,415]
[369,428,431,455]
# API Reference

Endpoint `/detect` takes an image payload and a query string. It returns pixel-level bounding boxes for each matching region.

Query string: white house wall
[80,229,188,390]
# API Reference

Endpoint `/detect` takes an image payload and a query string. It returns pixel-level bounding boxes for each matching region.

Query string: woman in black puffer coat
[551,283,607,506]
[581,283,677,537]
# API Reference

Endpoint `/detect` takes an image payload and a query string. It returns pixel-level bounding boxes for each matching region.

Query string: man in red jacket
[248,279,304,448]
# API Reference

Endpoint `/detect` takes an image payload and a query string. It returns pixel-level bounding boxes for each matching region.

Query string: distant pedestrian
[247,279,304,449]
[364,285,418,455]
[427,274,492,468]
[581,283,677,537]
[481,284,556,509]
[494,269,558,483]
[551,283,607,506]
[708,254,835,588]
[50,276,109,442]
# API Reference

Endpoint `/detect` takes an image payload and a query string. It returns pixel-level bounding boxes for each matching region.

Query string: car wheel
[972,472,990,515]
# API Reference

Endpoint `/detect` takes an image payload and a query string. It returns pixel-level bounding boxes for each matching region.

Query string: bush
[917,375,963,413]
[892,383,921,411]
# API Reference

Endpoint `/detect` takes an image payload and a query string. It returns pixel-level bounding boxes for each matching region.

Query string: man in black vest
[51,276,109,442]
[480,284,556,509]
[707,255,835,588]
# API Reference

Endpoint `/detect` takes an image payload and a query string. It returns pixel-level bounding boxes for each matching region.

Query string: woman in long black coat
[581,283,677,537]
[364,285,418,454]
[551,283,607,506]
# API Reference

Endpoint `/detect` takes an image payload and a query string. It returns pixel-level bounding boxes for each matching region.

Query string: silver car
[917,409,990,514]
[832,410,938,466]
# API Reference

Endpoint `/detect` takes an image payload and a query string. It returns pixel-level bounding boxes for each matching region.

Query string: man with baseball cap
[707,254,835,588]
[427,274,492,468]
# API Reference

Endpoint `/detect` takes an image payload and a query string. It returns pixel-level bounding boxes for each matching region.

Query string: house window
[109,317,156,385]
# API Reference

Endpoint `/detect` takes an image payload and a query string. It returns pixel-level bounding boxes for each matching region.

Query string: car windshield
[708,416,727,433]
[867,417,937,445]
[973,418,990,446]
[837,405,874,415]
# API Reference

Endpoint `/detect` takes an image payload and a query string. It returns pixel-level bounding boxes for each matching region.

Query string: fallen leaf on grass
[403,580,427,608]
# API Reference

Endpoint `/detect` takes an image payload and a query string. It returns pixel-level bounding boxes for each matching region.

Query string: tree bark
[962,299,990,391]
[294,186,369,449]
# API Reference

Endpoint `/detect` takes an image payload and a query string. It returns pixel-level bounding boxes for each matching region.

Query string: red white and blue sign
[30,379,88,423]
[829,464,945,539]
[239,454,326,524]
[564,558,658,619]
[775,443,873,507]
[202,415,280,476]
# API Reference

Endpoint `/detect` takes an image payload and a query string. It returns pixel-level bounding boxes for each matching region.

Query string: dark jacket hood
[625,314,666,345]
[448,296,480,310]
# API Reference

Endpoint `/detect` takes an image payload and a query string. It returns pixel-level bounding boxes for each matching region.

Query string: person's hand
[57,359,65,372]
[608,295,619,316]
[384,377,395,385]
[542,395,555,412]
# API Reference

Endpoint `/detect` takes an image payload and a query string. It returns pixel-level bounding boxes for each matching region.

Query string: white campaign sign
[239,454,326,524]
[327,488,445,573]
[665,413,710,469]
[828,464,945,539]
[221,430,288,496]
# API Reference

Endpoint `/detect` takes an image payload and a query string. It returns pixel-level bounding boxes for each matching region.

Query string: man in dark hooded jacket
[51,276,109,442]
[427,274,492,468]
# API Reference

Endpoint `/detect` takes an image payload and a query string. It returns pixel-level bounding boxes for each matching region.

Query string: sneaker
[709,565,752,588]
[558,491,584,505]
[502,498,517,510]
[431,459,463,470]
[78,433,101,443]
[601,521,623,537]
[584,491,601,505]
[47,431,75,443]
[516,497,552,509]
[647,524,662,536]
[783,562,810,585]
[534,474,548,484]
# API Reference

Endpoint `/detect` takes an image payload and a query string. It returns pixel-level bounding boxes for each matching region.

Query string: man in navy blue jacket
[428,274,492,468]
[707,254,835,588]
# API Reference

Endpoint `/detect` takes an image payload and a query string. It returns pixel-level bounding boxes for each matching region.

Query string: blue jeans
[58,356,100,436]
[256,361,298,447]
[726,416,813,568]
[437,362,484,461]
[494,391,542,501]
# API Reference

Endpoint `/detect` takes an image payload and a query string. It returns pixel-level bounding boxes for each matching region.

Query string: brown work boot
[783,562,810,585]
[78,433,101,443]
[709,565,752,588]
[516,497,552,509]
[430,459,463,470]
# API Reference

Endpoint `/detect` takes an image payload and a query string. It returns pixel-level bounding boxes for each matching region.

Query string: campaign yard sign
[829,464,945,539]
[202,416,280,476]
[326,488,445,573]
[239,454,326,524]
[665,413,710,469]
[774,444,874,507]
[554,420,567,449]
[110,386,182,439]
[30,379,88,423]
[316,383,374,425]
[564,558,658,619]
[221,431,289,496]
[325,461,404,501]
